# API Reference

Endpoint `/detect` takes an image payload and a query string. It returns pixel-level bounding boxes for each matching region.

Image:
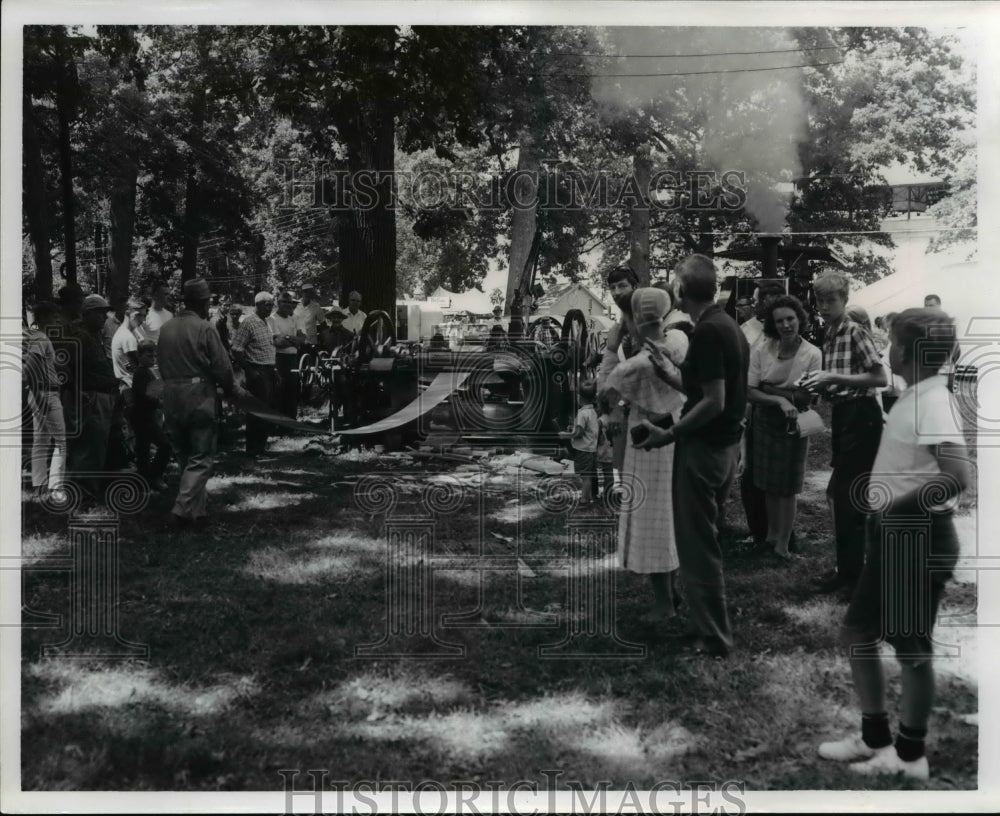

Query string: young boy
[131,340,173,491]
[801,271,886,596]
[560,379,600,504]
[818,308,971,779]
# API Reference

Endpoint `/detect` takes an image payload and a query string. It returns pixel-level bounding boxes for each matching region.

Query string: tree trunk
[108,160,138,307]
[180,159,200,283]
[54,41,77,286]
[629,144,652,286]
[23,96,53,301]
[339,28,397,317]
[504,130,540,317]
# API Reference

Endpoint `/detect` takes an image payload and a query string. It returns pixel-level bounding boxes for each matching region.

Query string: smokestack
[760,234,781,278]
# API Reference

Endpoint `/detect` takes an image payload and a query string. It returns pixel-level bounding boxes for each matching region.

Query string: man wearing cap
[294,284,324,354]
[158,277,242,525]
[342,290,367,336]
[62,293,120,503]
[232,291,278,456]
[110,299,149,466]
[269,291,304,419]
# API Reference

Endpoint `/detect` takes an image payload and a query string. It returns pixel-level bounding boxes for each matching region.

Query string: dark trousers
[243,362,276,454]
[65,390,115,500]
[828,397,884,585]
[133,413,172,480]
[275,354,300,420]
[673,435,740,651]
[739,416,768,542]
[105,390,131,470]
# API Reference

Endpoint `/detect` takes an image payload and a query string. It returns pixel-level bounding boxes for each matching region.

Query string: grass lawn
[18,402,979,792]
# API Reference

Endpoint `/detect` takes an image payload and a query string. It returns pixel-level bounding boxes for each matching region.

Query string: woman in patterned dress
[600,287,688,622]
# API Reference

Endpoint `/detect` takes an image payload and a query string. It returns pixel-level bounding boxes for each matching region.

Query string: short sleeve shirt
[111,322,139,386]
[871,375,966,511]
[680,304,749,446]
[293,301,325,344]
[140,307,173,345]
[572,404,599,452]
[821,317,883,400]
[232,314,276,365]
[748,337,822,389]
[342,310,367,335]
[267,313,299,355]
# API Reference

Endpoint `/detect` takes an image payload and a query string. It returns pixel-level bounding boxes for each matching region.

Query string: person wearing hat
[231,291,278,457]
[62,293,120,504]
[321,305,354,352]
[269,290,304,419]
[23,301,67,502]
[294,283,324,354]
[158,277,243,524]
[342,290,367,336]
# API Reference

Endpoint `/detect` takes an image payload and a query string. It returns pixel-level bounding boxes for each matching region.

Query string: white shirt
[871,375,966,512]
[267,313,300,355]
[111,322,139,386]
[748,337,822,389]
[293,301,325,344]
[342,309,367,335]
[740,316,765,349]
[141,307,173,345]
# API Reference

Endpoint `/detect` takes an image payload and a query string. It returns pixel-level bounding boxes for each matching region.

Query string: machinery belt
[339,371,471,437]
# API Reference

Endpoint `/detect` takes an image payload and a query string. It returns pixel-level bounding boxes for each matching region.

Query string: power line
[519,45,843,59]
[543,59,845,79]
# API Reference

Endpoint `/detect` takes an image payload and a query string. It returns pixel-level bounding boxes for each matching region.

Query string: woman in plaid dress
[747,295,822,558]
[601,287,688,621]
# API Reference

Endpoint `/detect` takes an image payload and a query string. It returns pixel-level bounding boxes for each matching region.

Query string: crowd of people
[22,279,369,524]
[23,258,971,781]
[573,255,970,780]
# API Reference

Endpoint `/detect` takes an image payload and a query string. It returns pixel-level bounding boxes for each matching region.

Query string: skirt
[751,404,809,497]
[617,409,679,574]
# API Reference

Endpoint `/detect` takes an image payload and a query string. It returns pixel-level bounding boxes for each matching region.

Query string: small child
[131,340,173,491]
[560,379,600,504]
[818,308,971,780]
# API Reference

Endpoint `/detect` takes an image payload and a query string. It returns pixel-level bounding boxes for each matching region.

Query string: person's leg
[149,421,173,480]
[672,436,736,653]
[647,571,679,618]
[29,392,49,489]
[771,495,797,554]
[577,450,594,502]
[243,365,267,454]
[45,393,66,491]
[740,418,768,543]
[174,421,216,520]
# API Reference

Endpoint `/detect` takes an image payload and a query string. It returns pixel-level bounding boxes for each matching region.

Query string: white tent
[850,260,995,342]
[429,286,494,314]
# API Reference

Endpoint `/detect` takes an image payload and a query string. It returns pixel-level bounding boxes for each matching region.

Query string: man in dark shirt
[62,294,120,503]
[159,277,244,526]
[637,254,749,658]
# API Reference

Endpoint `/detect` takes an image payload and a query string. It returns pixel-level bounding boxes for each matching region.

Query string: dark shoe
[788,532,802,554]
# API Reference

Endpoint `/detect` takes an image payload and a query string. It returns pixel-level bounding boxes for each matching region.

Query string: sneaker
[849,745,930,780]
[818,733,877,762]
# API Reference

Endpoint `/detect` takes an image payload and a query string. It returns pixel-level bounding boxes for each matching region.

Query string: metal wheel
[357,310,396,363]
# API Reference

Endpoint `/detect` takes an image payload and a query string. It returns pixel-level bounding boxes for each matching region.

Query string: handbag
[795,408,826,437]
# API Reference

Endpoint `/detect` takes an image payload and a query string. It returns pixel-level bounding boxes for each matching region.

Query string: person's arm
[884,442,971,516]
[806,327,887,391]
[645,340,685,391]
[637,378,725,449]
[230,322,248,368]
[204,323,238,398]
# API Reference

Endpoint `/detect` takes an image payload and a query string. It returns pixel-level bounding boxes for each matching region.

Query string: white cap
[254,291,275,304]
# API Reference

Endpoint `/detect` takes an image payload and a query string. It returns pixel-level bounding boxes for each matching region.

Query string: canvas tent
[428,286,494,315]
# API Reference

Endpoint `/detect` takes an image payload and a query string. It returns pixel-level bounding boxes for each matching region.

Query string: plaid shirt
[821,317,882,400]
[232,313,276,365]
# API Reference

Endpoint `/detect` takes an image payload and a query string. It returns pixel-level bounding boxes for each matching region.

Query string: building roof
[533,282,607,315]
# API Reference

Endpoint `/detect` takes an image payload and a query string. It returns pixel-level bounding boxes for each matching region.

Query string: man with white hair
[342,290,367,336]
[232,291,278,457]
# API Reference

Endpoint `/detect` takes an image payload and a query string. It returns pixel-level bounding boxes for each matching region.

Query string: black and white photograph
[2,1,998,813]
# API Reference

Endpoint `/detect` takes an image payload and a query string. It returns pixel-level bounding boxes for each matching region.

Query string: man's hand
[799,370,836,392]
[634,419,676,450]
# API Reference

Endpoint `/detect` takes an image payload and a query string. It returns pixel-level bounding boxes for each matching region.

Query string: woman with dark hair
[746,295,822,558]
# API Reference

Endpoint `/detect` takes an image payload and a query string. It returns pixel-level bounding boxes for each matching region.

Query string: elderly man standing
[62,294,120,504]
[232,291,277,457]
[638,255,749,658]
[269,290,303,419]
[294,283,324,354]
[342,290,367,336]
[158,277,241,526]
